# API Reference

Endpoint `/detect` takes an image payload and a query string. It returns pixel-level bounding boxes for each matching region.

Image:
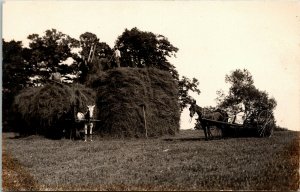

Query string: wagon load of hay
[12,83,96,137]
[90,67,180,137]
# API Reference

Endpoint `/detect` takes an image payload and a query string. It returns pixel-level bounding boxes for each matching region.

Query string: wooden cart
[195,110,274,139]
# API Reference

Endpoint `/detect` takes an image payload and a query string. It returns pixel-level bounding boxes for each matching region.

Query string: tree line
[3,27,277,129]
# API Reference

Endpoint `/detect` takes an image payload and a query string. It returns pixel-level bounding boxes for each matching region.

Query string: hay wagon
[64,111,102,140]
[196,110,274,139]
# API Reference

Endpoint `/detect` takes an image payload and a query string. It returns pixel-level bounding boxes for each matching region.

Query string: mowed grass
[3,130,299,191]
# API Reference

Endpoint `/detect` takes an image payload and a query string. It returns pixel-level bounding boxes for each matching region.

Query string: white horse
[77,105,95,142]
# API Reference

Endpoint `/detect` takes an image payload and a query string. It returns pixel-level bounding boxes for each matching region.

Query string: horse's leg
[220,125,224,138]
[89,123,93,141]
[70,129,73,140]
[203,123,208,141]
[206,126,210,140]
[207,126,212,140]
[70,125,74,140]
[71,122,76,140]
[84,123,88,142]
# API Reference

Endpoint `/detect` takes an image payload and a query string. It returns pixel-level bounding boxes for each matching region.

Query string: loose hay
[12,83,96,137]
[90,67,180,138]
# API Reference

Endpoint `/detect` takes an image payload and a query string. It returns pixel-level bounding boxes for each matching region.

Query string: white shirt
[114,49,121,58]
[234,112,246,124]
[228,103,246,124]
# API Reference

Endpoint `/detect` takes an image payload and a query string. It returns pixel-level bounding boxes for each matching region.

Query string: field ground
[2,130,299,191]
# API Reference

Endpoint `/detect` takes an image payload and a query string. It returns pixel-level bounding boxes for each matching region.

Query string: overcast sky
[3,1,300,131]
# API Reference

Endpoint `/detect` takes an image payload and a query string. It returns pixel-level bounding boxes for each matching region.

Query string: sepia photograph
[2,0,299,191]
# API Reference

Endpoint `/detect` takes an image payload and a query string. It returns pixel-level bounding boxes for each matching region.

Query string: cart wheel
[209,126,223,139]
[257,110,274,137]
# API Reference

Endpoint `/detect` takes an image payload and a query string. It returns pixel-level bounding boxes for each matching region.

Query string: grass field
[2,130,299,191]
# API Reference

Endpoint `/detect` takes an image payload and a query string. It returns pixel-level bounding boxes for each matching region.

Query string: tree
[77,32,113,84]
[115,27,179,79]
[178,76,201,111]
[2,39,30,130]
[216,69,277,121]
[2,39,29,90]
[27,29,78,83]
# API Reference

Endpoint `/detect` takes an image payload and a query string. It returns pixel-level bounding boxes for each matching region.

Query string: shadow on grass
[8,134,42,140]
[163,137,209,142]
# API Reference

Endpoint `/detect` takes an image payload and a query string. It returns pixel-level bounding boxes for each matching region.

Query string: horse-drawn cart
[64,104,100,141]
[189,102,274,140]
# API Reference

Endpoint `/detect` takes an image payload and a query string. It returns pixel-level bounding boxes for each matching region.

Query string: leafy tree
[27,29,78,83]
[178,76,201,111]
[78,32,98,65]
[77,32,113,83]
[216,69,277,121]
[2,39,30,129]
[115,27,179,79]
[2,39,29,90]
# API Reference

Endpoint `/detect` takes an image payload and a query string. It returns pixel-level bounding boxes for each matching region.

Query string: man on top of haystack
[49,67,62,83]
[114,46,121,68]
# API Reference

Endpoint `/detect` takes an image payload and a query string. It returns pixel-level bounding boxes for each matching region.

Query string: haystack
[90,67,180,137]
[12,83,96,136]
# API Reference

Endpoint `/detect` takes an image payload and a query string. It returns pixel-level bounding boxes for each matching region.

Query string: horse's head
[87,105,95,118]
[189,99,197,118]
[189,104,196,118]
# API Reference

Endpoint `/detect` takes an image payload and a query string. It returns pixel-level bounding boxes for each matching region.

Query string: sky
[3,1,300,131]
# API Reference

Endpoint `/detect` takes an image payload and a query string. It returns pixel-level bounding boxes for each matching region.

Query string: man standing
[114,47,121,67]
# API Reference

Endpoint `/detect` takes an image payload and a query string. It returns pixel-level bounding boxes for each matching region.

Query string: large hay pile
[90,67,180,137]
[12,83,96,137]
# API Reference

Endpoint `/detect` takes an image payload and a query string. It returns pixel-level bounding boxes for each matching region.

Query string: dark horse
[189,100,228,140]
